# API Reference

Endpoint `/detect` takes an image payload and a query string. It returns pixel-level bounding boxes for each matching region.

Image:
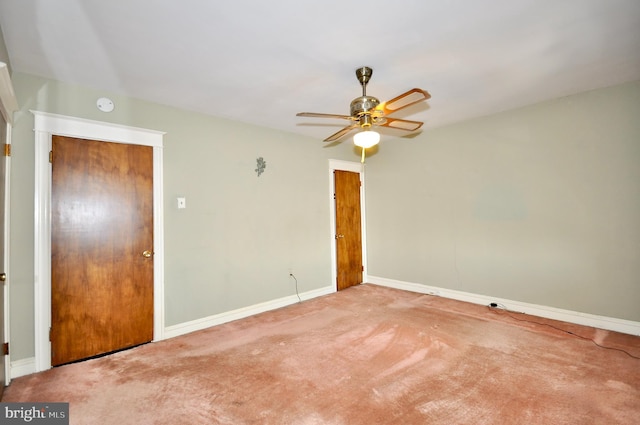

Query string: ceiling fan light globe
[353,130,380,148]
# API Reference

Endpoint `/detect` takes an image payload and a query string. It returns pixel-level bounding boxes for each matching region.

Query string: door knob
[0,273,5,282]
[142,250,153,258]
[335,234,345,239]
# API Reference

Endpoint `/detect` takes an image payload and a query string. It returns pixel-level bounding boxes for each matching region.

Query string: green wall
[365,80,640,322]
[8,72,640,362]
[9,73,356,360]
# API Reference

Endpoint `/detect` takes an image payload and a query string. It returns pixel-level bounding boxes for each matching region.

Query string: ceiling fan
[296,66,431,161]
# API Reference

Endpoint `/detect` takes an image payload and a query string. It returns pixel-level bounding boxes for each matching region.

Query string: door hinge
[49,327,52,341]
[2,342,8,356]
[3,143,10,157]
[49,150,53,163]
[362,266,364,272]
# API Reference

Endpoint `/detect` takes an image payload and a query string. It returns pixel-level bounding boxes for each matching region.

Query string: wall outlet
[177,197,186,209]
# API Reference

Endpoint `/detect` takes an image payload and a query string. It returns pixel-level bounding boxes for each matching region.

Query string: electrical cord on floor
[487,303,640,360]
[290,273,301,302]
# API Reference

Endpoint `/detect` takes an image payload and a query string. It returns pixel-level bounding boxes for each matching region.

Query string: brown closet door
[51,135,154,366]
[334,170,363,290]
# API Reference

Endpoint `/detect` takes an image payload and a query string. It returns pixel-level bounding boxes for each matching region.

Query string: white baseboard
[10,357,36,380]
[367,276,640,336]
[9,286,335,379]
[14,279,633,379]
[163,285,335,339]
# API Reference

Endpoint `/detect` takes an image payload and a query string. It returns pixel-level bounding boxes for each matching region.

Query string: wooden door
[334,170,363,291]
[0,115,7,395]
[51,136,154,366]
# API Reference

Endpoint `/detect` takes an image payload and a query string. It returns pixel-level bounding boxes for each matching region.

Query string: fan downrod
[355,66,373,95]
[350,66,380,120]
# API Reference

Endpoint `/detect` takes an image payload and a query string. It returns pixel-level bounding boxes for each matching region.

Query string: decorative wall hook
[255,157,266,177]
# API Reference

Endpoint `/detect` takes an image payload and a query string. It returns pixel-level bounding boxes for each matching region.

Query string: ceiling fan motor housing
[350,96,380,127]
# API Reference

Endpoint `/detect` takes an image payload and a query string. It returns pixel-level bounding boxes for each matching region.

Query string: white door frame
[32,111,165,372]
[1,120,10,386]
[0,62,18,384]
[328,159,367,289]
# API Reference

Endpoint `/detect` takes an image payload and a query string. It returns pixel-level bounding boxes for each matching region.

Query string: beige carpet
[3,284,640,424]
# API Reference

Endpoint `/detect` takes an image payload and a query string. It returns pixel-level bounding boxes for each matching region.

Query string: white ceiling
[1,0,639,142]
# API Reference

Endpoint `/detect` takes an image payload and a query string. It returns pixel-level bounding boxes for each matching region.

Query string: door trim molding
[0,62,18,384]
[328,159,367,290]
[32,111,165,372]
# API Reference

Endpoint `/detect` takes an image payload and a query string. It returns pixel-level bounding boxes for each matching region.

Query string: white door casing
[0,62,18,384]
[32,111,165,372]
[328,159,367,289]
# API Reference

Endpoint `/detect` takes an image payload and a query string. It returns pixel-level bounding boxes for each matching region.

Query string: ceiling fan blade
[379,88,431,115]
[296,112,354,120]
[324,124,358,142]
[378,117,423,131]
